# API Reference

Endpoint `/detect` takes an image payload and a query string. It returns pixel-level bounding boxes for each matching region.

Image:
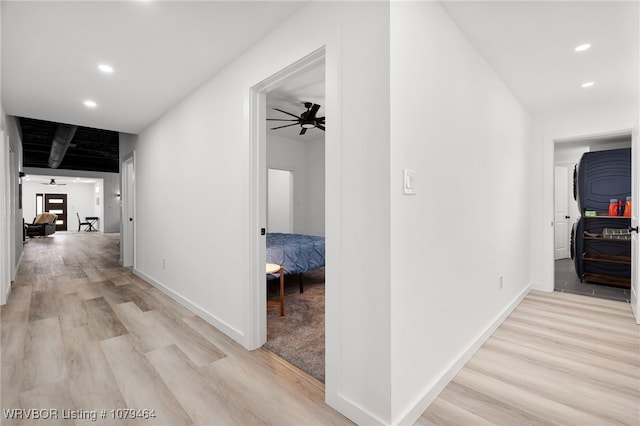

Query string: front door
[45,193,68,231]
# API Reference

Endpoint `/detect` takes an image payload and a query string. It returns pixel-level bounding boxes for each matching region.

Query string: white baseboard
[1,284,10,306]
[531,280,552,292]
[395,283,532,426]
[326,392,388,426]
[132,268,245,345]
[3,248,26,305]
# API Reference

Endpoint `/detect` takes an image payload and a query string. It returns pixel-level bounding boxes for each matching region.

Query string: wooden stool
[266,263,284,316]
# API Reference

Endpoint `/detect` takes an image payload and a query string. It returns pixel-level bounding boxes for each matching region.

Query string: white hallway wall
[122,0,616,424]
[131,1,392,423]
[390,2,533,423]
[266,133,325,236]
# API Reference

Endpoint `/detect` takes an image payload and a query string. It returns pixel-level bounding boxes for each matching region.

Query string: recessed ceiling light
[581,81,595,88]
[84,100,97,108]
[574,43,591,52]
[98,64,114,74]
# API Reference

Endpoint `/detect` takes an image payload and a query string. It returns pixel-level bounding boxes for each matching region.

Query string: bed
[266,233,325,292]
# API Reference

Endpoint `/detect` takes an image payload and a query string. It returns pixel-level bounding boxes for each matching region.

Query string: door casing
[121,153,136,268]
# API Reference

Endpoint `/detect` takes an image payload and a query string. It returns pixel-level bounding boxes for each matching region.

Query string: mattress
[266,233,325,275]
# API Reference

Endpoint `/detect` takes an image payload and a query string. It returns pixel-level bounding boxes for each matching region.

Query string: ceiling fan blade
[308,104,321,119]
[273,108,301,119]
[270,123,300,130]
[299,127,307,135]
[267,118,298,121]
[316,116,325,121]
[316,124,325,131]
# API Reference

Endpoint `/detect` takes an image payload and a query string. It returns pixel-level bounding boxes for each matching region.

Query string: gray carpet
[264,268,325,382]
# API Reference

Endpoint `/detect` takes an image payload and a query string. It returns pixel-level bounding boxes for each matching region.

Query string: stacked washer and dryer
[570,148,632,287]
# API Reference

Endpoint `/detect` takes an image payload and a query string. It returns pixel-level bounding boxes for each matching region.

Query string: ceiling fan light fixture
[267,102,324,135]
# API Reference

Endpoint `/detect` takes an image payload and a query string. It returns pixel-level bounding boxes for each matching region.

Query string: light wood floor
[1,233,351,425]
[3,234,639,426]
[418,290,640,425]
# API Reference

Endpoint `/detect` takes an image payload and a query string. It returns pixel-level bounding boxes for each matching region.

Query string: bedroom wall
[22,167,120,233]
[389,2,533,423]
[266,133,308,233]
[306,138,325,236]
[266,133,325,236]
[131,2,390,424]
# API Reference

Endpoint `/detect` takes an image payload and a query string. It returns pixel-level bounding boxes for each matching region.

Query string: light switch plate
[403,169,416,195]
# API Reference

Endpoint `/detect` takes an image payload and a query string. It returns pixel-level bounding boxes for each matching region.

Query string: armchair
[26,213,57,237]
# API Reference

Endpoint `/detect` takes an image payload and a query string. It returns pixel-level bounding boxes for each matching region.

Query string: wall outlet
[499,276,504,289]
[162,258,166,270]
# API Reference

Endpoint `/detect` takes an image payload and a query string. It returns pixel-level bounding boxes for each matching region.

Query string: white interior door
[0,129,9,305]
[122,155,135,267]
[631,129,639,324]
[267,168,293,233]
[554,166,570,260]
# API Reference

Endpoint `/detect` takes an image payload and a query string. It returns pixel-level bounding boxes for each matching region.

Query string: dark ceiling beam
[19,116,119,173]
[48,124,78,168]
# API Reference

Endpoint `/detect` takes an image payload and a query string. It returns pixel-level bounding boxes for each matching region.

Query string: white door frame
[630,127,639,323]
[121,153,136,268]
[247,47,326,350]
[554,165,570,260]
[543,125,635,293]
[0,129,9,305]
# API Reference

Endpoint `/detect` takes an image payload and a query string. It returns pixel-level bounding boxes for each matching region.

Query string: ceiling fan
[41,179,66,186]
[268,102,325,135]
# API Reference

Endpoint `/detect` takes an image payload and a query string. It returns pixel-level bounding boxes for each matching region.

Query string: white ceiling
[440,1,639,117]
[1,1,307,134]
[1,1,637,137]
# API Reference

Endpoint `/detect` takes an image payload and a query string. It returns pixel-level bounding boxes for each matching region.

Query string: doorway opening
[249,47,327,383]
[553,132,633,303]
[267,168,294,233]
[23,175,105,233]
[121,154,135,268]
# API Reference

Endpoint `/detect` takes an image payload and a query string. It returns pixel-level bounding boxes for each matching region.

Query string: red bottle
[608,199,618,216]
[624,197,632,217]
